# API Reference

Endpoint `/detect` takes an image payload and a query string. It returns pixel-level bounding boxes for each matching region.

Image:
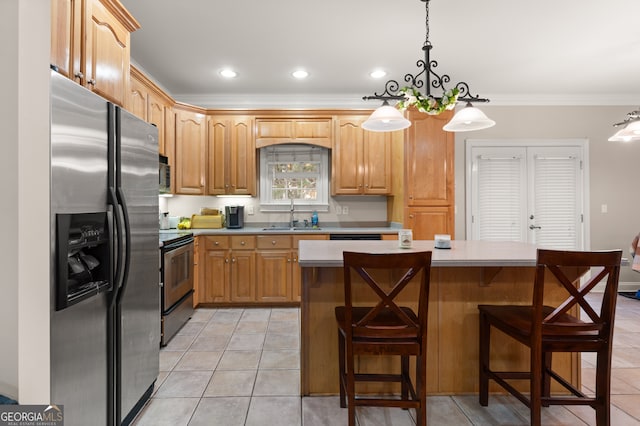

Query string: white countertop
[298,240,540,268]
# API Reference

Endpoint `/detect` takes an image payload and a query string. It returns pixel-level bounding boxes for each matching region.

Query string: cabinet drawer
[231,235,256,250]
[203,235,230,250]
[257,235,292,249]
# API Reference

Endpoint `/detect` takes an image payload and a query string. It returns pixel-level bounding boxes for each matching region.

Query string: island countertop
[298,239,540,268]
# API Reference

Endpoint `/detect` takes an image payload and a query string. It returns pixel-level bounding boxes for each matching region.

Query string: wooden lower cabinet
[405,206,453,240]
[196,233,328,306]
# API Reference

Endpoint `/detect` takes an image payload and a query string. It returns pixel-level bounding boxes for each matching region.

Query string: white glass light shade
[361,105,411,132]
[443,104,496,132]
[608,120,640,142]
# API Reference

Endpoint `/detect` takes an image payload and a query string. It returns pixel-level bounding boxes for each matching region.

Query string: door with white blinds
[467,140,588,250]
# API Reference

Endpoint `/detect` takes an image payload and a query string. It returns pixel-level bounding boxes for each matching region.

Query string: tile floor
[131,295,640,425]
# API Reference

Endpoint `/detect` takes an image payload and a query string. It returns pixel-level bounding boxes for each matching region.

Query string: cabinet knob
[293,258,298,263]
[74,72,84,80]
[241,241,246,246]
[225,258,229,263]
[409,215,414,219]
[214,241,219,245]
[272,240,276,245]
[287,258,291,263]
[87,79,96,86]
[232,258,236,263]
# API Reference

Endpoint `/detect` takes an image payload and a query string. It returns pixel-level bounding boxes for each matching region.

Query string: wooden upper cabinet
[405,109,454,206]
[129,66,173,155]
[50,0,82,81]
[255,118,332,148]
[51,0,139,106]
[332,116,392,195]
[175,107,207,195]
[207,116,256,196]
[129,73,147,120]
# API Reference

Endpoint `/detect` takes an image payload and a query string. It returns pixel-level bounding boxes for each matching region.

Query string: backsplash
[160,195,388,226]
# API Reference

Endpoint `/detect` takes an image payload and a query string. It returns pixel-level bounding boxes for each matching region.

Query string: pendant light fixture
[608,109,640,142]
[362,0,495,133]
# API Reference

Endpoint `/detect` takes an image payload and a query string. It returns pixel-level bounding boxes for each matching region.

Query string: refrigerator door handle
[109,186,125,307]
[115,187,131,304]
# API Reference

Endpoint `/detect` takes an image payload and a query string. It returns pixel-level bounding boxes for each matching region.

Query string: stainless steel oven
[160,234,194,346]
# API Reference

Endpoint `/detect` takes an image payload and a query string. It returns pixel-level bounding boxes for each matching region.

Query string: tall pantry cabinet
[402,109,455,239]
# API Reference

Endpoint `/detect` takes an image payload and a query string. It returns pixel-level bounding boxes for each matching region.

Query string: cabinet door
[333,117,364,195]
[148,92,167,155]
[230,117,255,195]
[201,249,230,303]
[405,110,454,206]
[84,0,131,106]
[207,117,229,195]
[405,207,453,240]
[230,251,256,302]
[363,130,392,195]
[175,110,206,194]
[50,0,81,82]
[256,250,292,302]
[129,75,148,120]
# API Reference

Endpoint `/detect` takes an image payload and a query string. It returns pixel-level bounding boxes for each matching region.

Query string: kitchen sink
[262,226,322,231]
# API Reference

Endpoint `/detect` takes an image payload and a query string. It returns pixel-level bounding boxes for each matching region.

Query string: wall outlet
[342,206,349,215]
[335,206,342,215]
[247,205,254,215]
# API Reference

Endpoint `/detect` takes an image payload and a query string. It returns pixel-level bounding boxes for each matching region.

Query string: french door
[466,140,589,250]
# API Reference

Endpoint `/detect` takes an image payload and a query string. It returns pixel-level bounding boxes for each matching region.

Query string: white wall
[0,0,51,403]
[454,105,640,285]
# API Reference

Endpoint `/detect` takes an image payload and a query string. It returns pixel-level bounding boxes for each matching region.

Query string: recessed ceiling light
[292,69,309,79]
[370,69,387,79]
[220,69,237,78]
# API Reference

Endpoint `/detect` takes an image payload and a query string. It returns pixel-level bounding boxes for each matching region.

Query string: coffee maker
[225,206,244,229]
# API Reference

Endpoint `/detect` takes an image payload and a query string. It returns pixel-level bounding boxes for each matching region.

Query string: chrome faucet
[289,198,295,228]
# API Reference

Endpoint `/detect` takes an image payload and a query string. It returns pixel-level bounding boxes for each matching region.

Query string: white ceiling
[120,0,640,109]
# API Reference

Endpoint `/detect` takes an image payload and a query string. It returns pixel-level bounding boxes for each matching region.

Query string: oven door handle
[163,237,194,251]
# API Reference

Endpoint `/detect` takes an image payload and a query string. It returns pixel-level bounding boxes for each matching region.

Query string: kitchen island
[298,240,586,396]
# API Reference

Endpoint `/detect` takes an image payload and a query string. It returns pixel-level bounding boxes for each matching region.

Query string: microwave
[159,154,171,194]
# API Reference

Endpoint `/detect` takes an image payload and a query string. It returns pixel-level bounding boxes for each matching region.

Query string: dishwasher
[329,234,382,240]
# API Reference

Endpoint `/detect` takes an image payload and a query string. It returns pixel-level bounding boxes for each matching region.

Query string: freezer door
[50,71,109,426]
[116,107,160,423]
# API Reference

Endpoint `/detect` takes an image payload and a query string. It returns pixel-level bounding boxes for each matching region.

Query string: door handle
[529,225,542,230]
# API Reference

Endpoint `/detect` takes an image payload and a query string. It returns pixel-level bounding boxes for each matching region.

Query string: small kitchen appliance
[225,205,244,229]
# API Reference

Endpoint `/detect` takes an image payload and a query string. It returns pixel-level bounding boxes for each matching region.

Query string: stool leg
[542,351,551,407]
[401,355,409,401]
[530,344,542,426]
[479,312,490,406]
[595,348,612,426]
[417,353,427,426]
[338,331,346,408]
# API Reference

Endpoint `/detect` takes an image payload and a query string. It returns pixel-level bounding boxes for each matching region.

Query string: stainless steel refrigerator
[49,70,159,426]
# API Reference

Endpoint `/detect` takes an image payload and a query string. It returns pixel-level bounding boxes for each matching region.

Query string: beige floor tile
[173,351,222,371]
[227,333,265,350]
[302,396,348,426]
[612,394,640,422]
[253,369,300,396]
[175,319,206,337]
[270,308,299,322]
[566,402,640,426]
[151,371,169,397]
[234,320,268,334]
[189,334,230,351]
[614,331,640,348]
[199,321,237,336]
[217,350,261,370]
[452,395,527,425]
[421,396,472,425]
[267,320,299,334]
[154,371,212,398]
[240,308,272,321]
[264,333,299,350]
[162,334,195,352]
[190,308,216,322]
[612,368,640,393]
[159,351,183,372]
[188,397,250,426]
[245,396,301,426]
[203,369,257,397]
[211,309,243,324]
[259,350,300,369]
[130,397,199,426]
[356,406,415,426]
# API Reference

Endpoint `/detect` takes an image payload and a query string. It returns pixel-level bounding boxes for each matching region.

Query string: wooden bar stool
[335,251,432,426]
[478,248,622,426]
